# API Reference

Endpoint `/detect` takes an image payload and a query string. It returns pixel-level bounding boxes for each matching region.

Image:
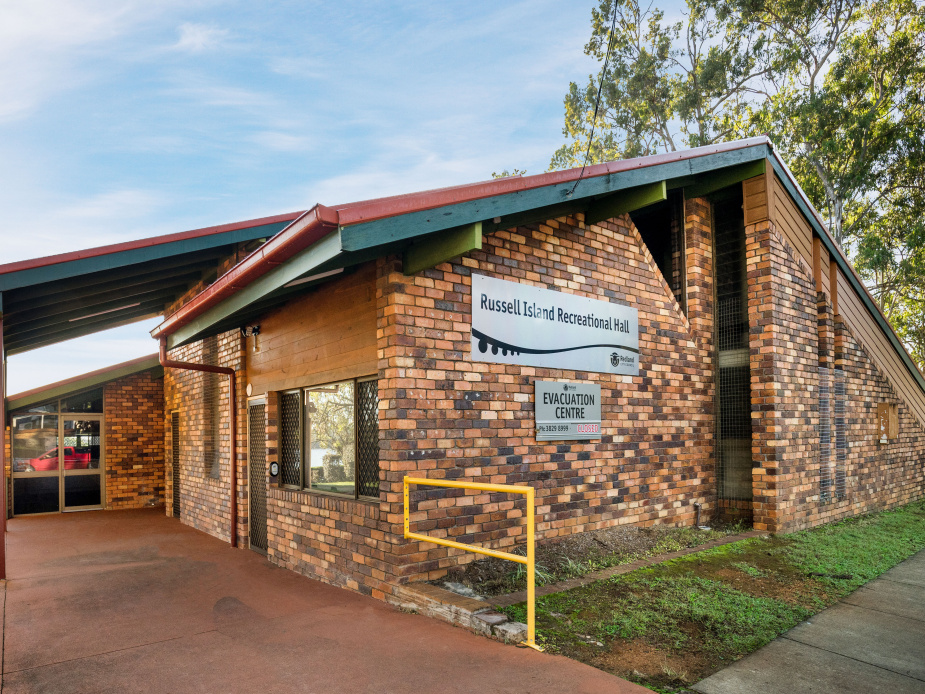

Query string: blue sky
[3,0,612,394]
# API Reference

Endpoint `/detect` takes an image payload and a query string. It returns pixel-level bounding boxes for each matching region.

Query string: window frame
[278,375,379,501]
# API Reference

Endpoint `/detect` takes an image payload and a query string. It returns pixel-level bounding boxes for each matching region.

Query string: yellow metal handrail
[403,476,542,651]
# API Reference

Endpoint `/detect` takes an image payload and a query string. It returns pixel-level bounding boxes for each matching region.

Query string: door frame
[10,412,106,515]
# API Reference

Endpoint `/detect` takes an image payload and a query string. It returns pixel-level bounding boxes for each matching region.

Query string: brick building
[4,355,165,514]
[147,137,925,600]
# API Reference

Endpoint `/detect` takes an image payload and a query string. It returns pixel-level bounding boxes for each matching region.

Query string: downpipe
[159,337,239,548]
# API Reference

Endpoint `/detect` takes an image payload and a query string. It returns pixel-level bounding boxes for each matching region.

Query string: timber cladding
[245,262,378,395]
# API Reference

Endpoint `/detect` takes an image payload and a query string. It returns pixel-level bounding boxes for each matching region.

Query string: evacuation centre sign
[535,380,602,441]
[470,274,639,375]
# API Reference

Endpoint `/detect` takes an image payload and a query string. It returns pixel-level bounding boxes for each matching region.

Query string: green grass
[499,499,925,691]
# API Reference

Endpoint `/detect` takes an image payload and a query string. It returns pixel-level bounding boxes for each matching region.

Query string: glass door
[62,418,103,510]
[11,414,61,515]
[10,414,104,514]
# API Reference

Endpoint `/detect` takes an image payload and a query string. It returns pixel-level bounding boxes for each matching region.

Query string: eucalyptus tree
[553,0,925,366]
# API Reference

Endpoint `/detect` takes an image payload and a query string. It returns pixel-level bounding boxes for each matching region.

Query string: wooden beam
[584,181,667,226]
[812,237,823,290]
[403,222,482,275]
[5,309,162,356]
[685,159,767,199]
[829,258,840,316]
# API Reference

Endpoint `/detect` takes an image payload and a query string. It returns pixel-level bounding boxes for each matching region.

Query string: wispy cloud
[250,131,317,153]
[173,22,229,52]
[0,0,195,123]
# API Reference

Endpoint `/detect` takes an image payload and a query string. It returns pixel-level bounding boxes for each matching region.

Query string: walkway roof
[0,212,301,356]
[6,353,161,413]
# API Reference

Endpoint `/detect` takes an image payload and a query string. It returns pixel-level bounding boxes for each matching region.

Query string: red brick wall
[104,370,166,509]
[376,207,718,587]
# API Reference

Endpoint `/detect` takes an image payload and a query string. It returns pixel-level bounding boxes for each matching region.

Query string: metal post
[526,486,535,649]
[0,306,7,580]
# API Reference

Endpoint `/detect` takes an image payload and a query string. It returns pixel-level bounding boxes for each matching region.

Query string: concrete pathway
[694,549,925,694]
[1,509,646,694]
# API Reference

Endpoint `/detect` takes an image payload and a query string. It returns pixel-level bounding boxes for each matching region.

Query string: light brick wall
[104,370,165,509]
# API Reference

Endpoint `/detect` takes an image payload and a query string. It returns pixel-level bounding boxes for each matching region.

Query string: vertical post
[829,259,840,316]
[526,486,535,649]
[812,237,823,290]
[0,305,7,580]
[403,477,410,537]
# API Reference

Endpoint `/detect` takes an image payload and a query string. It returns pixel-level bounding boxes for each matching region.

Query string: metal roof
[6,354,162,413]
[153,138,773,345]
[150,137,925,401]
[0,212,302,356]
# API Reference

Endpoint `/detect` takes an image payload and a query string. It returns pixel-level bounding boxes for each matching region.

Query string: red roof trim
[0,212,304,277]
[330,137,772,225]
[152,138,772,340]
[6,353,160,402]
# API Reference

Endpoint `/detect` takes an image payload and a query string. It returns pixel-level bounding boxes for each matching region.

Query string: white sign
[535,381,602,441]
[470,274,639,374]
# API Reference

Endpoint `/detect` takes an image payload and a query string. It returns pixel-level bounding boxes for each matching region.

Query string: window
[278,377,379,499]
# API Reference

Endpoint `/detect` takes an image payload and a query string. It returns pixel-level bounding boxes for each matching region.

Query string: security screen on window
[278,377,380,499]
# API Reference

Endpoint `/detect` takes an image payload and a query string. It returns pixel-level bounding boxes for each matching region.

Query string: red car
[21,446,93,472]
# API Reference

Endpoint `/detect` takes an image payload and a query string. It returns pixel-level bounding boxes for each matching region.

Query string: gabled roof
[0,212,302,356]
[6,354,162,413]
[150,137,925,403]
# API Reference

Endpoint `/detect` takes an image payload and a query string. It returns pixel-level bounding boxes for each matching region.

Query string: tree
[554,0,925,368]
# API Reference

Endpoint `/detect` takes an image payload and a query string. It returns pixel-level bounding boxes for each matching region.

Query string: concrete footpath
[0,509,647,694]
[695,549,925,694]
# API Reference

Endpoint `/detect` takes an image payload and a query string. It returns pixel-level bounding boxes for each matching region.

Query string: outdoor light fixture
[241,325,261,352]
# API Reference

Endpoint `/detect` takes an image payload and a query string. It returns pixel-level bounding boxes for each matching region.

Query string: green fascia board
[339,144,771,252]
[0,220,289,293]
[766,156,925,395]
[166,144,772,351]
[166,229,344,350]
[5,249,224,305]
[480,199,590,236]
[403,222,482,275]
[584,181,667,226]
[6,357,164,412]
[683,158,767,198]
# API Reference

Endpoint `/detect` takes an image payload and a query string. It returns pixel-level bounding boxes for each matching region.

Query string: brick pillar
[683,197,717,516]
[747,222,820,532]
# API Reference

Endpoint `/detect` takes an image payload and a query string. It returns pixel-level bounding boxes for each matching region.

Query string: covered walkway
[0,509,644,693]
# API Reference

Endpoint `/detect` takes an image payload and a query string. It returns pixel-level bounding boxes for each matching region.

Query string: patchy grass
[500,500,925,692]
[436,522,747,595]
